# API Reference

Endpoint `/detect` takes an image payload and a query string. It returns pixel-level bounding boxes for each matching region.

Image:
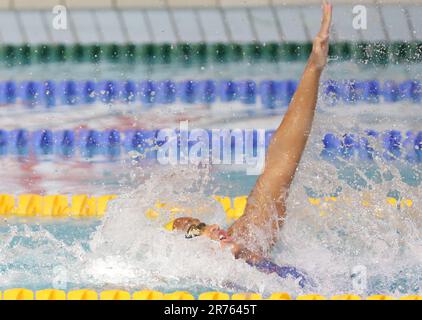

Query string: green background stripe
[0,42,421,66]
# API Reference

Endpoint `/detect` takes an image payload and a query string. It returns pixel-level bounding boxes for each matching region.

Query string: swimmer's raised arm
[228,1,332,255]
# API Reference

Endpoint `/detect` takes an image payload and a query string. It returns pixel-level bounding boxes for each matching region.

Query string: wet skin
[171,1,333,267]
[173,217,265,264]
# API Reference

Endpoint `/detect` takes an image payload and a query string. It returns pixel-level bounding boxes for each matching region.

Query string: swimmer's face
[173,217,225,241]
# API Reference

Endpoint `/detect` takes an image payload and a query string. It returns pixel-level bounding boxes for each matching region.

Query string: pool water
[0,59,421,298]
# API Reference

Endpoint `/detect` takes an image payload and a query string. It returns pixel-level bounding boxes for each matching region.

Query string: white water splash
[0,102,421,297]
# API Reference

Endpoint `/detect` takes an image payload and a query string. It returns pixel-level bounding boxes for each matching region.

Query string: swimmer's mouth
[218,230,229,241]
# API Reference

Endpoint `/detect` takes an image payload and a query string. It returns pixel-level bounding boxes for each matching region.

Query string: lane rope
[0,129,421,162]
[1,41,421,66]
[0,79,420,108]
[0,288,419,300]
[0,194,413,218]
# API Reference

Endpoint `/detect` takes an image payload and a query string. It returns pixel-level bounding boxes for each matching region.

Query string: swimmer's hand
[308,1,332,71]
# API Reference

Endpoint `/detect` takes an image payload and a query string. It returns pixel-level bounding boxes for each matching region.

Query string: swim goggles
[185,223,206,239]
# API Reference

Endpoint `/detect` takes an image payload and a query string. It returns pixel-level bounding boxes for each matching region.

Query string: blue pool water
[0,59,421,298]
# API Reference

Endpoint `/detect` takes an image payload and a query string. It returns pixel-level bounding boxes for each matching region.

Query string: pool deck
[0,0,421,44]
[2,0,422,10]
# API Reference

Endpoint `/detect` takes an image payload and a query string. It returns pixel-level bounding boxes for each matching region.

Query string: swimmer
[167,1,332,288]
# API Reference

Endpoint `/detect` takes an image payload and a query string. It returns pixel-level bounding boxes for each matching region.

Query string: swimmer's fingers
[318,1,332,38]
[313,1,332,52]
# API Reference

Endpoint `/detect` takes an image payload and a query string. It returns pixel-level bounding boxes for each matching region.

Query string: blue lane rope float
[0,79,421,108]
[0,128,273,159]
[0,129,421,162]
[322,131,422,163]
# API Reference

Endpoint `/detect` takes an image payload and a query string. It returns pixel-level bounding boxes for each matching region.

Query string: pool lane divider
[0,288,420,300]
[216,195,414,220]
[0,79,421,108]
[1,41,421,66]
[0,194,412,219]
[0,129,421,163]
[0,194,116,217]
[322,130,422,163]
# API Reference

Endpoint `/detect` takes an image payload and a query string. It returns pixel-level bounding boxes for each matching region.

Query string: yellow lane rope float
[0,195,417,300]
[213,195,413,220]
[306,195,413,218]
[0,289,420,300]
[0,194,116,218]
[0,194,413,219]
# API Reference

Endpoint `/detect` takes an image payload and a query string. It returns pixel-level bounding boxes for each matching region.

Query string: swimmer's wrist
[306,61,324,74]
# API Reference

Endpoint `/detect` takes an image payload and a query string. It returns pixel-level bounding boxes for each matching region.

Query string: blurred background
[0,0,421,194]
[0,0,421,79]
[0,0,420,191]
